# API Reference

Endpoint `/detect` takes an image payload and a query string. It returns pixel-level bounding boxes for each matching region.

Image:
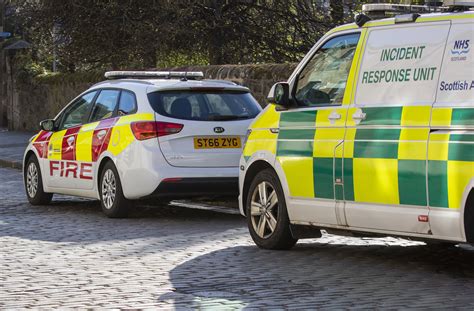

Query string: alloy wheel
[250,181,279,239]
[102,169,116,210]
[26,162,39,198]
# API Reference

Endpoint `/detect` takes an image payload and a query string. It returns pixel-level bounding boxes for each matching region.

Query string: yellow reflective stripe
[431,108,452,127]
[278,157,314,198]
[313,128,345,158]
[418,13,474,23]
[448,161,473,209]
[251,106,280,130]
[115,113,154,126]
[244,129,278,157]
[353,158,399,205]
[32,133,41,143]
[398,128,430,160]
[428,133,450,161]
[244,106,280,157]
[343,127,357,158]
[344,29,368,106]
[76,121,99,162]
[48,130,67,160]
[108,113,154,156]
[326,24,358,36]
[401,106,431,127]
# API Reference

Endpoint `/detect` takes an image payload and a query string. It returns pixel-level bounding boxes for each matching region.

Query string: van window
[356,23,450,106]
[294,33,360,107]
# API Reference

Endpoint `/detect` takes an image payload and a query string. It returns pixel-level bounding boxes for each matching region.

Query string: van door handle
[352,109,366,124]
[328,111,341,125]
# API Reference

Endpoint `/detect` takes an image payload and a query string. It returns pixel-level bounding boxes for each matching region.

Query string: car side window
[89,90,120,122]
[118,91,137,116]
[294,33,360,107]
[59,91,97,130]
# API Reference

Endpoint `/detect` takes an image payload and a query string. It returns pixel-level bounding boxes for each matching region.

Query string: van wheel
[99,161,132,218]
[246,169,297,250]
[24,156,53,205]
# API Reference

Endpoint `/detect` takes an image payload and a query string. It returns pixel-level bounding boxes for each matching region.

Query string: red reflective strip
[61,126,81,161]
[162,178,182,183]
[92,118,118,162]
[33,131,53,158]
[35,130,53,142]
[418,215,429,223]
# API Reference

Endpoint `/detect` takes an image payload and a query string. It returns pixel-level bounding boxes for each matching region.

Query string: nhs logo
[451,40,470,61]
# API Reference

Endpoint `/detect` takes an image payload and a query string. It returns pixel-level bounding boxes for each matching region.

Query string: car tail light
[131,121,183,140]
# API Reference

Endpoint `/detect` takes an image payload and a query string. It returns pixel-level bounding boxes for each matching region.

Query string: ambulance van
[239,2,474,249]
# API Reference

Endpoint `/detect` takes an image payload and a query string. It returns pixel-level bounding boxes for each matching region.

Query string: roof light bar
[361,1,473,20]
[104,71,204,80]
[362,4,439,16]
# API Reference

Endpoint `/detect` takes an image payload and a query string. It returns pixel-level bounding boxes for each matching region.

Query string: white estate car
[23,71,262,217]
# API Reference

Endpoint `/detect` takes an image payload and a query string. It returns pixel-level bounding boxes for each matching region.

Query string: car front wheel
[24,155,53,205]
[246,169,297,250]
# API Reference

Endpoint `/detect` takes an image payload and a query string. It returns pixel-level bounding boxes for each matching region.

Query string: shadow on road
[161,242,474,308]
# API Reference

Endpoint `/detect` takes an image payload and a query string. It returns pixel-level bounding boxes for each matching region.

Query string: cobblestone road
[1,167,474,309]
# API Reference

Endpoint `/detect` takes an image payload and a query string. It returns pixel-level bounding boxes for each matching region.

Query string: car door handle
[96,129,107,140]
[328,111,341,124]
[352,109,366,124]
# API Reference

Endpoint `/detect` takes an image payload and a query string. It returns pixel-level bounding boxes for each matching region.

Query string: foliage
[4,0,424,73]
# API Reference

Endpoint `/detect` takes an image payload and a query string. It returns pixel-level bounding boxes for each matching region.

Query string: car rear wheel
[24,155,53,205]
[246,169,297,250]
[99,161,132,218]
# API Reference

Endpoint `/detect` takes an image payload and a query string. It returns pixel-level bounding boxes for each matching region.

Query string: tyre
[246,169,298,250]
[24,155,53,205]
[99,161,132,218]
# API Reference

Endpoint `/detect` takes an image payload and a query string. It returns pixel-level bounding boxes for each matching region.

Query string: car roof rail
[104,71,204,80]
[360,0,473,20]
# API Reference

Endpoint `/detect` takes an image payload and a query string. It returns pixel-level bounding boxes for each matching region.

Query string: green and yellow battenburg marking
[243,105,473,210]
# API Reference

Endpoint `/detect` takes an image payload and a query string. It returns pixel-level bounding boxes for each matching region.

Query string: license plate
[194,137,242,149]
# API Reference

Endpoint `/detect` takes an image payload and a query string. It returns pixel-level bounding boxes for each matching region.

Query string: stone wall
[3,63,297,131]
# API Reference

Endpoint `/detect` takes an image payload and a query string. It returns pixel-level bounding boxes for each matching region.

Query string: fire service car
[24,71,261,217]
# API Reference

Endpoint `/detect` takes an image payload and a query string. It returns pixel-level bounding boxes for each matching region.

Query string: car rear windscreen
[147,91,261,121]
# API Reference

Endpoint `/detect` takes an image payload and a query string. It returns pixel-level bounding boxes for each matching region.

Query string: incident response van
[239,1,474,249]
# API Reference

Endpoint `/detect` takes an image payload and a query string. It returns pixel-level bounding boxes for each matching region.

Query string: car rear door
[148,90,261,168]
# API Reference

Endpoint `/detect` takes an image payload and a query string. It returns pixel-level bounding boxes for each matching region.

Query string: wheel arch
[23,150,37,170]
[242,160,278,216]
[464,187,474,243]
[96,156,114,190]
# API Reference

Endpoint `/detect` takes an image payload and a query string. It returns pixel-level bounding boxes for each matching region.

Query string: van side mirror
[39,119,55,132]
[267,82,294,109]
